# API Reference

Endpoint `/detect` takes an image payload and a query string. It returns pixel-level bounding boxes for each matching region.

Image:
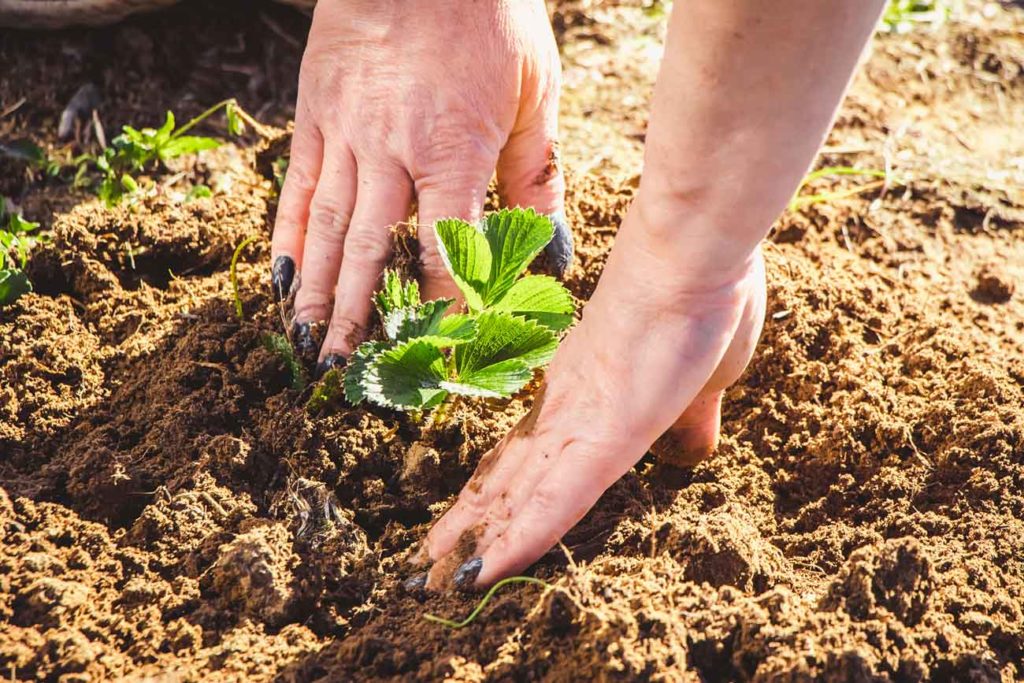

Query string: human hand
[413,199,767,590]
[270,0,573,372]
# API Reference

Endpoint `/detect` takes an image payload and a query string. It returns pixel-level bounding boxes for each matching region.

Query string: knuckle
[342,226,391,267]
[456,484,491,519]
[307,202,352,244]
[282,162,318,195]
[529,483,562,516]
[411,136,496,186]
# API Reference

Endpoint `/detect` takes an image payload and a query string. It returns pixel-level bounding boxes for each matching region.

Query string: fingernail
[545,211,574,279]
[402,573,427,593]
[315,353,346,380]
[290,320,320,362]
[272,255,296,302]
[452,557,483,590]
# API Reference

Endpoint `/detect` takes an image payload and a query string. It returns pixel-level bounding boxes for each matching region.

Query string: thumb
[496,87,572,277]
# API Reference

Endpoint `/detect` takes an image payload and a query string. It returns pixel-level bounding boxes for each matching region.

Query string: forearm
[630,0,885,286]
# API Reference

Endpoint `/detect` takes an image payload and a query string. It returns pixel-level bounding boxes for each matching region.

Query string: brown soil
[2,1,1024,681]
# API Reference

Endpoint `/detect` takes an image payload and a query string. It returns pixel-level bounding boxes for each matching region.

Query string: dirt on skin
[2,1,1024,681]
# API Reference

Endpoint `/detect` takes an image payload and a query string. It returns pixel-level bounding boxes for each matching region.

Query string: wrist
[619,184,763,292]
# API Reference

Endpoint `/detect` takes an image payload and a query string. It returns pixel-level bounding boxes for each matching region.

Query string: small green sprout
[882,0,951,33]
[344,208,576,412]
[185,184,213,202]
[0,199,44,306]
[423,576,551,629]
[261,332,308,391]
[230,235,261,320]
[84,99,259,205]
[272,157,289,192]
[789,166,891,210]
[306,368,345,413]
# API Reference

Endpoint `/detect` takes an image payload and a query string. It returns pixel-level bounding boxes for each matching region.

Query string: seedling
[230,235,261,320]
[0,199,43,306]
[789,166,891,210]
[344,208,576,412]
[423,576,551,629]
[79,99,259,205]
[261,332,308,391]
[307,369,345,413]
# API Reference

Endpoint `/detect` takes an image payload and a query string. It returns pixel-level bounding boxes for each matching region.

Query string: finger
[471,442,637,587]
[270,107,323,302]
[319,165,414,364]
[415,164,494,302]
[422,387,550,563]
[292,142,358,324]
[423,432,527,563]
[496,78,572,277]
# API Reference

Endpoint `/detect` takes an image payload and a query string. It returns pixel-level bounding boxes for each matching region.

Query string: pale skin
[271,0,886,589]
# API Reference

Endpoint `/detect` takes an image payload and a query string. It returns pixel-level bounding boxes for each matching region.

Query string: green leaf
[481,208,554,305]
[307,368,345,413]
[425,314,477,347]
[456,311,557,373]
[156,111,176,141]
[261,332,307,391]
[383,299,450,340]
[375,269,420,317]
[491,275,574,331]
[159,135,220,160]
[344,341,389,405]
[7,212,39,236]
[383,298,477,348]
[185,184,213,201]
[0,139,46,164]
[362,340,449,410]
[225,101,245,136]
[440,359,533,398]
[434,218,491,311]
[0,269,31,306]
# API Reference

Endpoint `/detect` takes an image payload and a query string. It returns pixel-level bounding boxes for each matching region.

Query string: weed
[184,184,213,202]
[261,332,307,391]
[344,208,576,411]
[230,235,261,320]
[882,0,952,33]
[0,199,44,306]
[306,368,345,413]
[423,576,551,629]
[789,166,892,210]
[3,99,264,206]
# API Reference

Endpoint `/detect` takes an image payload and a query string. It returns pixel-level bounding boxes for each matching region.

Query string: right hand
[270,0,573,372]
[417,197,767,590]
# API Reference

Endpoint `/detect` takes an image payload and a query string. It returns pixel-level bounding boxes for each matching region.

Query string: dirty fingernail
[272,255,296,302]
[545,211,574,279]
[403,573,427,593]
[453,557,483,590]
[290,320,320,362]
[315,353,346,380]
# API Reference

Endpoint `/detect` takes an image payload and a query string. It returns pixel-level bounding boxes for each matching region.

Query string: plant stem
[422,576,550,629]
[230,236,261,320]
[172,99,234,139]
[173,99,273,140]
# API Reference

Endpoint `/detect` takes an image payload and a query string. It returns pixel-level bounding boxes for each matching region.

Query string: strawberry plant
[344,208,575,411]
[0,199,43,306]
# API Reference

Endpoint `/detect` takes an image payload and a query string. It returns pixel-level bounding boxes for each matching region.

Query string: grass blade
[423,576,550,629]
